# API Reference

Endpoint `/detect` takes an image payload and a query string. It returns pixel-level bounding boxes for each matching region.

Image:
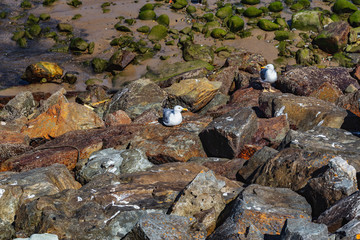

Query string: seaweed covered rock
[227,15,245,32]
[171,0,188,9]
[268,1,284,12]
[216,6,233,19]
[291,10,323,31]
[148,24,168,41]
[183,42,214,63]
[243,7,263,17]
[332,0,358,14]
[23,61,63,83]
[257,19,280,31]
[349,10,360,27]
[138,9,156,20]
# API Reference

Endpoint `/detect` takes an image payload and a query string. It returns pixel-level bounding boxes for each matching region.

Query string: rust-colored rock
[104,110,132,127]
[309,82,343,103]
[224,50,267,74]
[21,102,105,139]
[229,87,262,107]
[0,130,31,163]
[253,115,290,148]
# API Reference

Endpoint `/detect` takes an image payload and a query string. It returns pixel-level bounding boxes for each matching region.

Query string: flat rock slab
[164,77,222,112]
[280,126,360,171]
[200,107,258,159]
[123,213,207,240]
[277,66,360,96]
[21,102,105,139]
[259,92,347,131]
[208,184,311,239]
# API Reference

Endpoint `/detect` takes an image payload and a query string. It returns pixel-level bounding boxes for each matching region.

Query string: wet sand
[0,0,332,96]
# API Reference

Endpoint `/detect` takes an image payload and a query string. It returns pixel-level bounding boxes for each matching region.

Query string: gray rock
[237,146,278,183]
[335,219,360,239]
[199,107,258,158]
[78,148,153,184]
[302,157,357,218]
[105,78,167,120]
[259,92,347,131]
[169,170,226,233]
[291,10,323,32]
[0,91,36,121]
[208,184,312,239]
[105,209,165,239]
[316,190,360,233]
[314,21,350,54]
[0,164,80,224]
[123,213,207,240]
[279,126,360,172]
[280,218,329,239]
[14,233,59,240]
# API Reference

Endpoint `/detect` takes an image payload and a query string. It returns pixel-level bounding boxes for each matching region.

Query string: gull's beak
[261,66,266,69]
[182,108,188,112]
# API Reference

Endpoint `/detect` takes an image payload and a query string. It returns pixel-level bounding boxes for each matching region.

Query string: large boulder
[313,21,351,54]
[105,78,168,119]
[164,78,222,112]
[259,92,347,131]
[277,66,360,96]
[199,107,258,158]
[21,102,105,139]
[279,126,360,172]
[169,170,226,235]
[0,164,80,237]
[301,157,357,217]
[208,184,312,238]
[332,0,358,14]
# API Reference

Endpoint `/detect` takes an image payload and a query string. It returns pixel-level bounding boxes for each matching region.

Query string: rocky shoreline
[2,0,360,239]
[1,48,360,239]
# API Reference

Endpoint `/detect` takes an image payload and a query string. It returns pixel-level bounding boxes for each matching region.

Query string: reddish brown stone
[202,158,247,180]
[229,87,262,107]
[309,82,343,103]
[252,115,290,149]
[104,110,132,127]
[21,102,105,139]
[237,144,261,160]
[208,66,239,94]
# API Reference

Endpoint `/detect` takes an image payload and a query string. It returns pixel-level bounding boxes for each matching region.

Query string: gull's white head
[261,64,275,71]
[173,105,188,112]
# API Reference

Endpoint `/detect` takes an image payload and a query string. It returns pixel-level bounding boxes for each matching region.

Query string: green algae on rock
[257,19,280,31]
[148,24,168,41]
[274,30,291,41]
[332,0,358,13]
[243,7,263,18]
[203,12,215,22]
[211,28,227,38]
[137,26,150,33]
[138,10,156,20]
[23,61,63,83]
[268,1,284,12]
[291,10,322,31]
[145,60,214,83]
[227,15,245,32]
[57,23,73,32]
[349,11,360,27]
[157,14,170,26]
[186,5,196,14]
[241,0,260,5]
[114,23,132,32]
[39,13,50,21]
[216,6,233,19]
[70,37,89,52]
[140,3,154,11]
[182,42,214,63]
[171,0,188,9]
[296,48,320,66]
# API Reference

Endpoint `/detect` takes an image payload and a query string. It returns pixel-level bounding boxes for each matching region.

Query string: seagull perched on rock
[260,64,277,92]
[162,105,188,126]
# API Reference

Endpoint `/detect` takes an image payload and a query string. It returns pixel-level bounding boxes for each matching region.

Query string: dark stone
[108,50,136,71]
[280,218,329,239]
[199,107,258,159]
